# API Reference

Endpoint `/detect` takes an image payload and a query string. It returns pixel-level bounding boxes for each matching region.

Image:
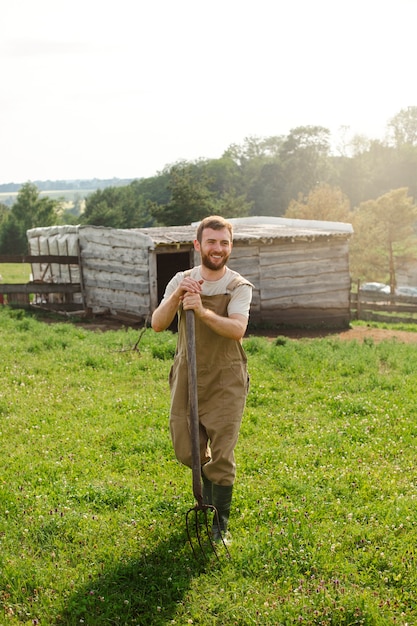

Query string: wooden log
[0,282,81,294]
[0,255,79,264]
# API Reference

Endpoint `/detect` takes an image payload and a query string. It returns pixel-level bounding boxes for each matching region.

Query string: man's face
[195,227,232,272]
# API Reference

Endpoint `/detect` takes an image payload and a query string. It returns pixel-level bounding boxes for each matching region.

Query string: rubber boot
[212,483,233,542]
[201,469,213,506]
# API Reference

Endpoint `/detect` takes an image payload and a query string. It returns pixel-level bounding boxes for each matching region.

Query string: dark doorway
[156,250,193,331]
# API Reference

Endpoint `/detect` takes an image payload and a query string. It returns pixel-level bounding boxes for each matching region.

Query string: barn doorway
[156,250,193,331]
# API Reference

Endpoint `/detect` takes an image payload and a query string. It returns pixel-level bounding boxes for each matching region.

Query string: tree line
[1,107,417,287]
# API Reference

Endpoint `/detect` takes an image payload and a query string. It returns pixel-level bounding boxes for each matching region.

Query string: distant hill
[0,178,136,194]
[0,178,137,207]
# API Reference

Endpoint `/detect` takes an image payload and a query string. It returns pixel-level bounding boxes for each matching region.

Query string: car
[395,286,417,298]
[359,282,389,293]
[379,285,391,294]
[360,283,417,298]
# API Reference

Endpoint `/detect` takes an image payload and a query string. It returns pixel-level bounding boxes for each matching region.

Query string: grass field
[0,307,416,625]
[0,263,31,283]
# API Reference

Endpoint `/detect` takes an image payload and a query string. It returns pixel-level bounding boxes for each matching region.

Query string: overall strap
[226,276,254,292]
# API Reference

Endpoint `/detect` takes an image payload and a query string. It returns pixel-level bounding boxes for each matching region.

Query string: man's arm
[151,290,182,332]
[198,308,248,341]
[182,291,248,341]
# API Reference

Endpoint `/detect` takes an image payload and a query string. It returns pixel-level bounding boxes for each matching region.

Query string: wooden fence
[0,254,85,312]
[350,290,417,324]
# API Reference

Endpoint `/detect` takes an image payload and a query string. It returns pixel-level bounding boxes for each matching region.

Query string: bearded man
[151,215,253,541]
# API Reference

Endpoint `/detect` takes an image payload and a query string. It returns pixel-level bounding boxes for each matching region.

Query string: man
[151,215,253,541]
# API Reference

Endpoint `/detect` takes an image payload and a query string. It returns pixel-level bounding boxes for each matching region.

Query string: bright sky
[1,0,416,184]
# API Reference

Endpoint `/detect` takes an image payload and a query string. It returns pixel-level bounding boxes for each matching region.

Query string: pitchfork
[185,309,230,560]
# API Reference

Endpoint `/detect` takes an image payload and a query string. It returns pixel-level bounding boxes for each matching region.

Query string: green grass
[0,309,416,625]
[0,263,31,283]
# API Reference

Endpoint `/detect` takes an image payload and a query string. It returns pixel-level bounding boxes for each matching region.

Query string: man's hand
[182,290,204,314]
[182,290,247,341]
[151,276,203,332]
[178,276,203,298]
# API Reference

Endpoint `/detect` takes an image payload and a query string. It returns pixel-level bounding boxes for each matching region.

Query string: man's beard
[201,251,230,272]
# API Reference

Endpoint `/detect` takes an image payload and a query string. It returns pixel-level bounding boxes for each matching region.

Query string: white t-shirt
[164,266,252,318]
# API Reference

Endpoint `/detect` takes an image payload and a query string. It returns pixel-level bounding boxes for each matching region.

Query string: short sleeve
[162,271,184,299]
[227,283,253,318]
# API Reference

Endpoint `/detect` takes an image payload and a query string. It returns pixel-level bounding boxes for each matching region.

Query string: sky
[1,0,416,185]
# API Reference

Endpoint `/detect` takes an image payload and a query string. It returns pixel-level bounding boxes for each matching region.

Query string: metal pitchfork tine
[185,309,230,560]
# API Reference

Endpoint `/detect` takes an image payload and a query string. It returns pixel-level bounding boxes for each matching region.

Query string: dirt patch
[332,326,417,344]
[34,311,417,344]
[71,320,417,344]
[263,325,417,344]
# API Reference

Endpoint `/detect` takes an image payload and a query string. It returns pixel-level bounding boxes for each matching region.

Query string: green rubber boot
[212,483,233,542]
[201,469,213,506]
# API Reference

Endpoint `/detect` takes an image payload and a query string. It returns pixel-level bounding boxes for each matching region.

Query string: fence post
[356,279,361,320]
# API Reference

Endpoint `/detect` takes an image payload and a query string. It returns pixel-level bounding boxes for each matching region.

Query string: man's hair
[196,215,233,244]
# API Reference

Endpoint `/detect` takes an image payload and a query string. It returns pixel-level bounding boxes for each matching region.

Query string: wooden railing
[0,254,85,312]
[350,290,417,324]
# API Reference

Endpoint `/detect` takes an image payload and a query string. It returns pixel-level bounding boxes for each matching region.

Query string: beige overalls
[169,277,250,487]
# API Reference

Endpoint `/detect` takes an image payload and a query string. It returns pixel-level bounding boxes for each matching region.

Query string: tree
[0,203,9,225]
[0,182,57,254]
[223,135,284,166]
[285,184,351,222]
[203,157,244,198]
[333,134,417,207]
[223,136,288,215]
[350,187,417,289]
[279,126,332,211]
[387,106,417,147]
[81,189,122,227]
[82,181,158,228]
[213,190,252,219]
[242,161,284,216]
[150,163,216,226]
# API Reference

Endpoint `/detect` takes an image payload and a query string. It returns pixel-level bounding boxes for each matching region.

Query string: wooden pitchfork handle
[185,309,204,508]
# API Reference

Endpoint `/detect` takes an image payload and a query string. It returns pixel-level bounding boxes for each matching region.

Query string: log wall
[79,226,153,317]
[228,237,351,328]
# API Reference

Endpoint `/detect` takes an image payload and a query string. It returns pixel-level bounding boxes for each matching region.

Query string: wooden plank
[262,296,349,309]
[148,250,158,312]
[259,248,348,266]
[81,259,149,276]
[0,283,81,294]
[82,268,149,283]
[32,302,85,312]
[0,255,79,264]
[229,246,259,259]
[86,288,150,316]
[354,291,417,309]
[154,245,193,255]
[257,305,350,328]
[356,311,417,324]
[7,293,30,305]
[260,277,351,299]
[80,227,152,249]
[84,278,150,293]
[261,245,348,261]
[260,261,348,280]
[228,258,259,281]
[352,302,417,314]
[82,248,149,263]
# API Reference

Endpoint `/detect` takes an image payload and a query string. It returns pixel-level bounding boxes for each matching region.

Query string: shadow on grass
[58,530,209,625]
